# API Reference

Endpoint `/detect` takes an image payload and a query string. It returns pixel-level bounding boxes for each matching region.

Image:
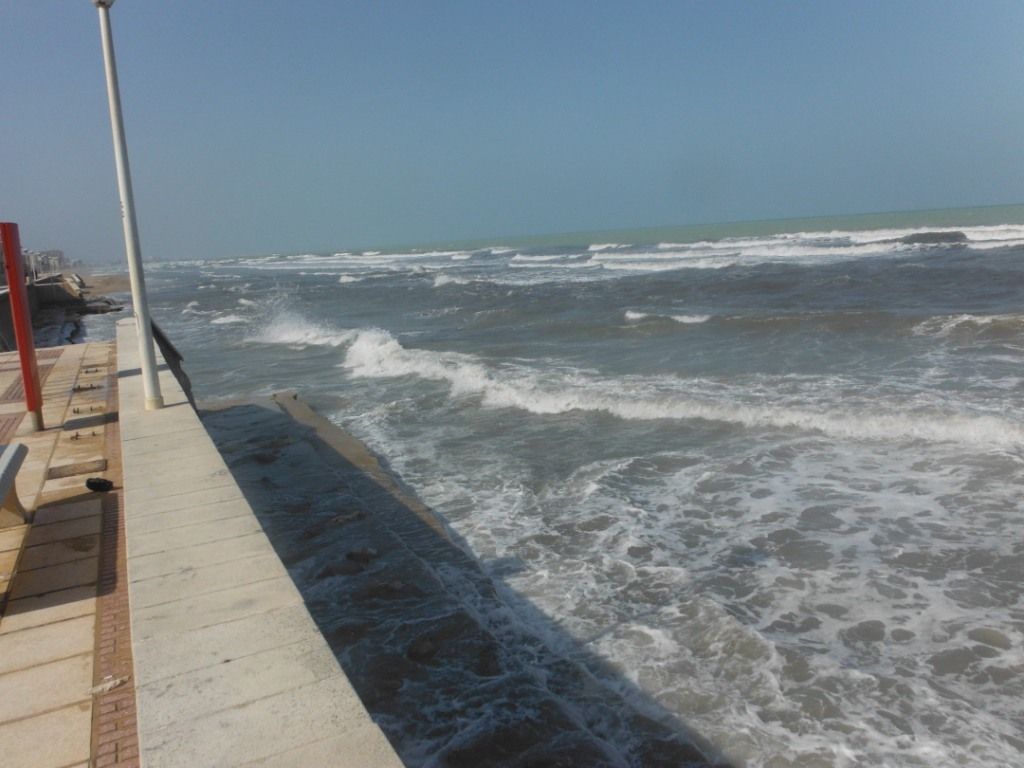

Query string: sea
[89,206,1024,767]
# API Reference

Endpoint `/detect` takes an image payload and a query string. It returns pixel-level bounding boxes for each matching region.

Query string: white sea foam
[625,311,710,324]
[510,259,597,270]
[221,222,1024,286]
[341,330,1024,448]
[211,314,247,325]
[182,301,217,316]
[337,275,363,284]
[433,274,472,287]
[247,311,355,347]
[964,237,1024,250]
[346,366,1024,767]
[346,365,1024,767]
[511,253,568,262]
[913,313,1024,338]
[237,298,258,307]
[672,314,711,324]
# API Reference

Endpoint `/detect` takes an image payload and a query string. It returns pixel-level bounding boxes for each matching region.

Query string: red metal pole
[0,223,43,431]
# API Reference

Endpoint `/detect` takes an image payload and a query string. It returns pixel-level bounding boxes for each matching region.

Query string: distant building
[0,247,67,286]
[24,249,67,279]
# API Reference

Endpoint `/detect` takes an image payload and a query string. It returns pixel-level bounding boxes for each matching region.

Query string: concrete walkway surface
[116,319,403,767]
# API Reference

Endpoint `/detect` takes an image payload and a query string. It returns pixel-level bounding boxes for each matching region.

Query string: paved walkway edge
[117,319,404,768]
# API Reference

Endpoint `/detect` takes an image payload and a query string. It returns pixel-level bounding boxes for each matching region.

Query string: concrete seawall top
[116,318,403,767]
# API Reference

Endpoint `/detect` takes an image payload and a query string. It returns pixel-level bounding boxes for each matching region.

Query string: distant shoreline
[82,272,130,295]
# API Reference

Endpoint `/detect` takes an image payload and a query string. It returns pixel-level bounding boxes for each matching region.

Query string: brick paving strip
[91,342,140,768]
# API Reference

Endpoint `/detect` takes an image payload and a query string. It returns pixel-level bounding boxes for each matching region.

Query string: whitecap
[340,330,1024,448]
[433,274,472,288]
[211,314,247,325]
[247,311,355,347]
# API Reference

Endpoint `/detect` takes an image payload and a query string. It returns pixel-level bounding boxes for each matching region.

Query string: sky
[1,1,1022,263]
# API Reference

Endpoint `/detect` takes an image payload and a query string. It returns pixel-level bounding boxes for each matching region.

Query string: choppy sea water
[117,210,1023,766]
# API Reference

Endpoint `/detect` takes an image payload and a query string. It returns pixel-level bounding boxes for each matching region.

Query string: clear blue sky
[2,1,1022,262]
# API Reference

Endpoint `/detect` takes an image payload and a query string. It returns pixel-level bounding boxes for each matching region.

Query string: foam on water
[673,314,711,324]
[913,313,1024,338]
[340,329,1024,449]
[247,310,356,347]
[511,253,568,262]
[198,223,1024,288]
[342,363,1024,767]
[432,274,472,287]
[625,311,711,324]
[211,314,247,325]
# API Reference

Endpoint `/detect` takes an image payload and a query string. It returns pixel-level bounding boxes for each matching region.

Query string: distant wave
[433,274,473,287]
[913,313,1024,339]
[511,254,566,262]
[625,311,710,324]
[201,222,1024,287]
[182,301,217,316]
[211,314,247,325]
[338,275,363,284]
[341,329,1023,447]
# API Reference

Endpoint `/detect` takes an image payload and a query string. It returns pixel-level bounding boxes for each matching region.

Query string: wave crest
[341,330,1023,447]
[247,311,356,347]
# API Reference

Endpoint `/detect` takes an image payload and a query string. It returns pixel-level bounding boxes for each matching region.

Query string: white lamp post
[92,0,163,410]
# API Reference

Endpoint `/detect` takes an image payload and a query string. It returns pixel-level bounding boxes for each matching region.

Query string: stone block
[9,557,98,600]
[0,701,92,768]
[0,585,96,634]
[0,652,93,723]
[0,614,94,674]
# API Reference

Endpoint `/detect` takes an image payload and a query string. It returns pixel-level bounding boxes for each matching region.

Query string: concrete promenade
[0,323,404,767]
[117,319,403,767]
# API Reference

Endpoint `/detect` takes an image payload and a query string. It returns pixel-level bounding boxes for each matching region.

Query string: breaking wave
[341,330,1023,448]
[247,311,356,347]
[211,314,247,325]
[913,313,1024,338]
[433,274,473,287]
[625,311,711,324]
